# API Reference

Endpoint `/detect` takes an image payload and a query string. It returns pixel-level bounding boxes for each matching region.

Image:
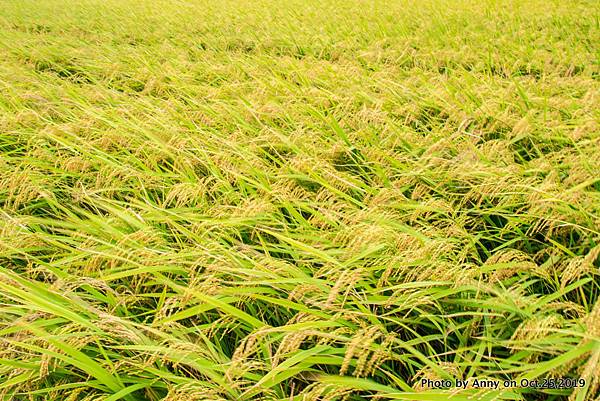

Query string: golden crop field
[0,0,599,400]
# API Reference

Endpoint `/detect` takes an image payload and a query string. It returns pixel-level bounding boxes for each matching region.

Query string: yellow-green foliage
[0,0,599,400]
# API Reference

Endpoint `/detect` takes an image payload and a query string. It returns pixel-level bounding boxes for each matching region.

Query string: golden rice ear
[510,314,564,345]
[339,325,382,376]
[164,383,228,401]
[273,329,312,366]
[586,300,600,340]
[163,181,208,208]
[560,256,588,290]
[485,249,539,283]
[1,169,51,211]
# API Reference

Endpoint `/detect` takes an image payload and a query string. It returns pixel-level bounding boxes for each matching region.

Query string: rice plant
[0,0,599,400]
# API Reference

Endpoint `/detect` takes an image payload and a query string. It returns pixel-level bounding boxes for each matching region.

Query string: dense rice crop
[1,0,599,400]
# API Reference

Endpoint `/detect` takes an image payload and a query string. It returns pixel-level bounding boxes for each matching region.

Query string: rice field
[0,0,599,400]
